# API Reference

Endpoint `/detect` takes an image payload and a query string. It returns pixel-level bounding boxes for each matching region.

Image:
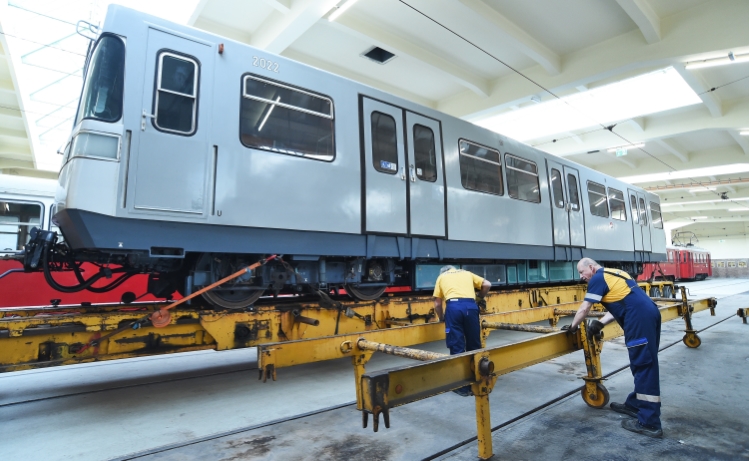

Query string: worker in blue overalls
[433,265,491,396]
[566,257,663,438]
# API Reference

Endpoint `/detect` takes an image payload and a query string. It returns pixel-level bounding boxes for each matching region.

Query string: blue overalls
[585,268,662,429]
[444,298,482,355]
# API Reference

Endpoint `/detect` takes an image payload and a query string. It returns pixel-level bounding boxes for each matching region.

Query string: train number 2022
[253,56,279,73]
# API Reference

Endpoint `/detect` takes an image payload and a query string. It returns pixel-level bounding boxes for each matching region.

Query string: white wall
[694,235,749,259]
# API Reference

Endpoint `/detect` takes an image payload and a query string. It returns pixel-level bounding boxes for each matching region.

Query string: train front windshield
[76,35,125,124]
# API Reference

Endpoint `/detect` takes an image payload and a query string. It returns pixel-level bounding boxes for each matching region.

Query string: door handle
[141,110,156,131]
[399,166,405,180]
[409,164,416,182]
[565,203,571,212]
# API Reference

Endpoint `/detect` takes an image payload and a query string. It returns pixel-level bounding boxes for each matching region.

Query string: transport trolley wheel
[345,284,387,301]
[649,286,662,298]
[581,382,610,408]
[662,285,674,298]
[682,333,701,348]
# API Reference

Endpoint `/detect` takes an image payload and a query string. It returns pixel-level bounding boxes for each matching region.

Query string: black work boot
[610,402,638,418]
[452,385,473,397]
[621,418,663,438]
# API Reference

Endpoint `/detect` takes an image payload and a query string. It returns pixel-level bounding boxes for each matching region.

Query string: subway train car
[0,174,159,307]
[21,6,666,309]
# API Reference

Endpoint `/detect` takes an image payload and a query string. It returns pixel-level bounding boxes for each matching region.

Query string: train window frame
[550,168,564,208]
[586,181,609,218]
[0,199,44,253]
[152,51,200,136]
[629,194,639,225]
[567,174,580,211]
[650,201,663,229]
[76,33,126,125]
[240,74,335,162]
[505,153,540,203]
[608,187,627,221]
[458,139,503,196]
[412,124,438,182]
[638,197,648,225]
[371,111,399,174]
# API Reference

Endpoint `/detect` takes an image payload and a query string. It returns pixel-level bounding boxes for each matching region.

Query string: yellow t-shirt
[433,269,484,300]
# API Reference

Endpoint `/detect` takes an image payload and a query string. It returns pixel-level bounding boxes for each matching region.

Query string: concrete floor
[2,278,747,460]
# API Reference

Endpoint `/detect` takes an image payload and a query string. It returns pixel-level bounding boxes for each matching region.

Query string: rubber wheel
[683,333,701,348]
[581,382,610,408]
[345,284,387,301]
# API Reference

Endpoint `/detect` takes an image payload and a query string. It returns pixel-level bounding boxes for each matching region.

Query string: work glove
[476,296,487,311]
[561,324,577,335]
[587,320,604,340]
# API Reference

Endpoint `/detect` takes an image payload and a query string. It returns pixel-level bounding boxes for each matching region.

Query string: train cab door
[405,112,445,237]
[132,28,213,216]
[362,98,407,234]
[628,189,643,251]
[637,192,652,251]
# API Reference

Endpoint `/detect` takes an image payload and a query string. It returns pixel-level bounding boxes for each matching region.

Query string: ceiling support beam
[615,0,661,44]
[728,130,749,156]
[251,0,340,54]
[260,0,291,14]
[655,139,689,163]
[0,158,34,170]
[457,0,560,75]
[673,66,722,117]
[328,15,490,97]
[187,0,210,26]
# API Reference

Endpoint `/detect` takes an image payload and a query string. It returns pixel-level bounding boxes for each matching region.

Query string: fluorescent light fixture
[728,208,749,211]
[474,67,701,141]
[685,52,749,70]
[690,216,708,219]
[688,186,717,193]
[607,143,644,153]
[328,0,360,21]
[661,197,749,208]
[618,163,749,184]
[741,131,749,136]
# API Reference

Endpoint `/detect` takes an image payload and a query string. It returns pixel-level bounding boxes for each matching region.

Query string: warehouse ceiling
[1,0,748,242]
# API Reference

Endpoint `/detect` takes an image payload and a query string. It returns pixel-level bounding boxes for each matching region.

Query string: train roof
[0,174,57,198]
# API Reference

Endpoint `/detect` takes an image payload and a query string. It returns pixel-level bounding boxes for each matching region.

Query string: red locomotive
[637,232,711,283]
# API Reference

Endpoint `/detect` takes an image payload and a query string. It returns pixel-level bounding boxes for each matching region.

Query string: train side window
[0,201,42,252]
[505,154,540,202]
[650,201,663,229]
[153,52,199,135]
[550,169,564,208]
[638,198,648,225]
[567,174,580,211]
[459,140,502,195]
[608,188,626,220]
[241,75,335,161]
[413,124,437,182]
[629,194,639,224]
[371,111,398,174]
[587,181,609,217]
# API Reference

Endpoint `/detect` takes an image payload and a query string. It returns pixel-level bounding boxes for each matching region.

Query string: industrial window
[683,253,687,263]
[459,140,502,195]
[371,111,398,173]
[630,194,639,225]
[154,52,199,135]
[0,201,42,252]
[567,174,580,211]
[650,201,663,229]
[240,75,334,161]
[505,154,540,202]
[413,124,437,182]
[608,188,626,221]
[587,182,609,217]
[638,197,648,225]
[550,169,564,208]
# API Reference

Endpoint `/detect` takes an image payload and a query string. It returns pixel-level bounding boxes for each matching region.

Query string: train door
[546,160,569,246]
[133,28,213,216]
[405,112,445,237]
[628,189,643,251]
[564,167,585,246]
[636,193,652,251]
[362,98,407,234]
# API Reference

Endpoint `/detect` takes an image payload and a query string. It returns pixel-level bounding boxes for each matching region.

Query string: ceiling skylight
[618,164,749,184]
[474,67,702,142]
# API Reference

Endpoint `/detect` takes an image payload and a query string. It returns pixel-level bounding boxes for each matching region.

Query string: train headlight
[71,132,120,160]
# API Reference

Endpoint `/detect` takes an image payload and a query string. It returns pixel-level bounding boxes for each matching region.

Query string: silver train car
[23,6,666,308]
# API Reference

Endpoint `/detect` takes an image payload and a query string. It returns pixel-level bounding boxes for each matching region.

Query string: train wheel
[581,382,610,408]
[345,284,386,301]
[662,285,673,298]
[649,286,662,298]
[194,253,265,309]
